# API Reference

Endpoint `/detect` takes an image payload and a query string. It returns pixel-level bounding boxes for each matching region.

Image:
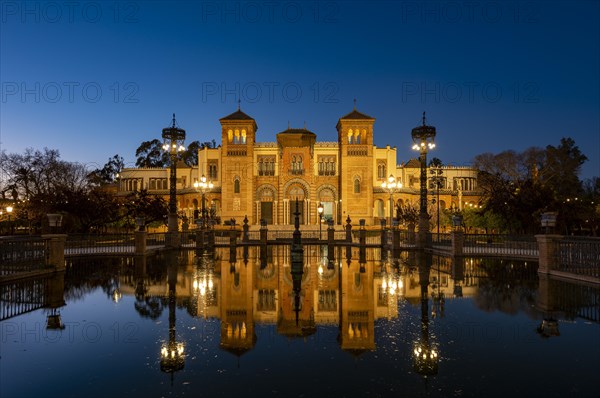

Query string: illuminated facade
[117,107,482,226]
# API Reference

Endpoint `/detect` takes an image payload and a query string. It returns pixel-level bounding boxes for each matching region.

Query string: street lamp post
[193,175,214,229]
[317,202,324,240]
[411,112,437,248]
[6,206,13,235]
[430,166,444,242]
[381,175,401,227]
[162,114,186,247]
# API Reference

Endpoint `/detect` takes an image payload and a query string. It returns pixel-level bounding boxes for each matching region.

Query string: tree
[135,139,216,168]
[0,147,125,232]
[473,138,591,234]
[135,139,169,168]
[396,202,419,226]
[88,154,124,185]
[123,189,168,229]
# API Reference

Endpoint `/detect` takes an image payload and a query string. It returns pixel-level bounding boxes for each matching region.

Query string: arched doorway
[258,186,275,224]
[287,184,306,224]
[317,187,336,223]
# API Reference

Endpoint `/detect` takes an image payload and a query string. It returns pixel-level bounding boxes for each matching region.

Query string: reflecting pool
[1,246,599,397]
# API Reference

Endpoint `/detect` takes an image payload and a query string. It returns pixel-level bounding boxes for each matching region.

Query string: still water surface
[1,247,599,397]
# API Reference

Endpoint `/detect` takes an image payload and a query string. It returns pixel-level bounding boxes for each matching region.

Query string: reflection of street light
[381,175,401,226]
[161,257,185,383]
[411,112,436,248]
[6,206,13,235]
[194,175,214,228]
[162,114,186,245]
[317,202,324,240]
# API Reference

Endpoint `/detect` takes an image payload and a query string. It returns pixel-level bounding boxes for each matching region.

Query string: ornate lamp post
[430,166,444,241]
[193,175,214,228]
[411,112,436,248]
[162,114,186,247]
[381,175,401,226]
[317,202,324,240]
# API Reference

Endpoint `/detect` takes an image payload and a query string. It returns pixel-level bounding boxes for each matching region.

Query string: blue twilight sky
[1,1,599,179]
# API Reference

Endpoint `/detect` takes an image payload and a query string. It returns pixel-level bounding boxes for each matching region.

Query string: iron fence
[0,236,48,276]
[556,237,600,278]
[65,233,135,254]
[463,234,538,256]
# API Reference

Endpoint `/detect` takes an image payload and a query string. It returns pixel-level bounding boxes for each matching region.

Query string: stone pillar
[42,234,67,270]
[408,223,416,246]
[135,230,147,255]
[166,231,180,248]
[536,234,561,274]
[195,220,205,249]
[380,219,387,249]
[451,230,464,257]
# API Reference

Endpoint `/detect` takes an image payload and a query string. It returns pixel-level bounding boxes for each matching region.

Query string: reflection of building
[220,248,256,356]
[339,258,375,353]
[118,107,482,226]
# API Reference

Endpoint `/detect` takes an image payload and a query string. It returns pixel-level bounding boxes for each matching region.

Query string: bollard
[345,215,352,243]
[260,219,268,245]
[327,219,335,267]
[243,215,250,242]
[359,219,366,247]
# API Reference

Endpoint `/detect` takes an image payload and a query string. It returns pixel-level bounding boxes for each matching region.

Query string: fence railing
[431,233,452,247]
[0,236,49,276]
[146,233,166,246]
[463,234,538,256]
[65,233,135,254]
[555,237,600,278]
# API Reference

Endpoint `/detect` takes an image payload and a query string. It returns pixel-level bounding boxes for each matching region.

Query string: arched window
[377,162,386,179]
[348,129,353,144]
[241,129,247,144]
[234,178,240,193]
[354,178,360,193]
[375,200,384,217]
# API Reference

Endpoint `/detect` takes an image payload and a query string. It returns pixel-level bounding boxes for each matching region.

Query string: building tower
[336,104,375,223]
[219,106,257,223]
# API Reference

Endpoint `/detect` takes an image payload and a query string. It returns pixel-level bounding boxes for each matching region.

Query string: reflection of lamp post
[162,114,186,246]
[6,206,13,235]
[412,252,439,377]
[381,175,401,226]
[160,257,185,384]
[411,112,436,248]
[194,175,214,228]
[317,202,324,240]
